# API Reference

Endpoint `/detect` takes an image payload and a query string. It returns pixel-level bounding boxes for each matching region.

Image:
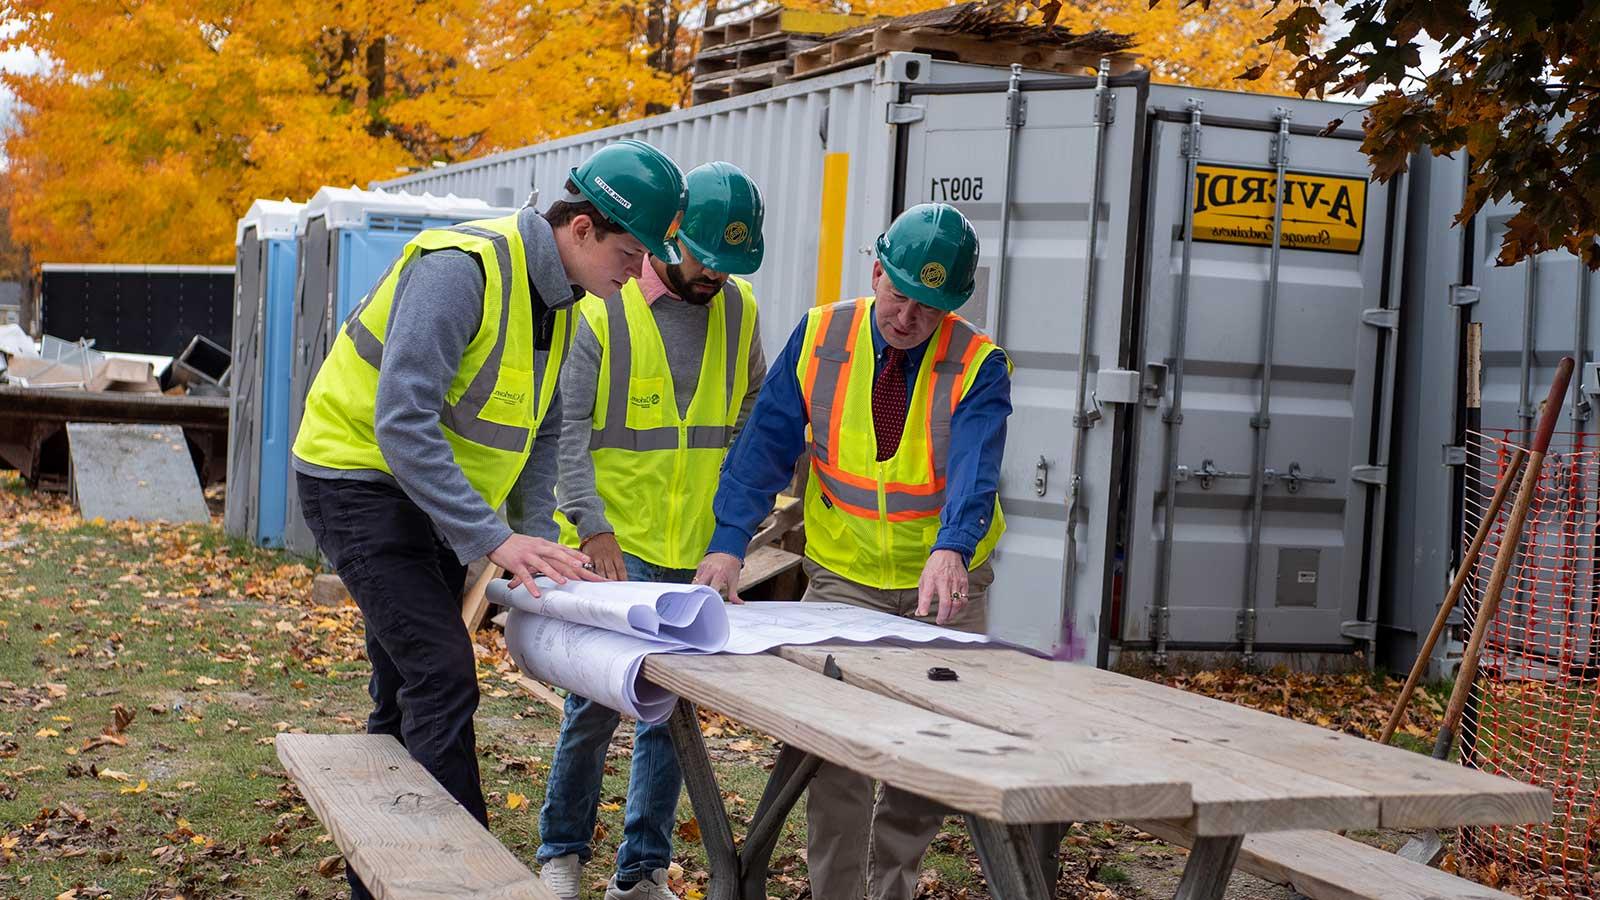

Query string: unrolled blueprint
[491,580,988,724]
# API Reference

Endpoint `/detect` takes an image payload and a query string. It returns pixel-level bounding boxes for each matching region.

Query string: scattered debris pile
[788,1,1138,80]
[0,326,229,397]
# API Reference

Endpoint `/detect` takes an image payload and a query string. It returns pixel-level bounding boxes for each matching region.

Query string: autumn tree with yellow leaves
[2,0,1300,266]
[1,0,678,265]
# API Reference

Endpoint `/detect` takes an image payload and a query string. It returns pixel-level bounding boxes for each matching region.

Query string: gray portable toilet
[282,188,511,558]
[227,198,303,544]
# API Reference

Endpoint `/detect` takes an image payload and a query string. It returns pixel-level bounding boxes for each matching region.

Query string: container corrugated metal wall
[363,57,1408,665]
[374,60,1020,357]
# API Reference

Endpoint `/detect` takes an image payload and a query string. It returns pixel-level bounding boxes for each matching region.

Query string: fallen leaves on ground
[1138,664,1445,742]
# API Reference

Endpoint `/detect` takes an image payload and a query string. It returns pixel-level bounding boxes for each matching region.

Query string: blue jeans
[537,552,695,879]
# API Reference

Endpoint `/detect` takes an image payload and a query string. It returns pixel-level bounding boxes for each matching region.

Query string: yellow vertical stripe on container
[814,152,850,307]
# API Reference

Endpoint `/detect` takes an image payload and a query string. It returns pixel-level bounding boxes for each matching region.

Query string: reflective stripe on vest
[802,299,988,520]
[795,296,1007,589]
[342,224,531,452]
[590,279,747,453]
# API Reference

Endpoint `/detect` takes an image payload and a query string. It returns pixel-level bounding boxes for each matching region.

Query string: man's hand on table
[580,532,629,582]
[490,534,602,596]
[693,552,746,604]
[917,549,969,626]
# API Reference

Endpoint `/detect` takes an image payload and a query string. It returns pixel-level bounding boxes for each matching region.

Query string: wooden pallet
[691,58,795,105]
[700,8,873,50]
[692,32,819,79]
[791,24,1140,80]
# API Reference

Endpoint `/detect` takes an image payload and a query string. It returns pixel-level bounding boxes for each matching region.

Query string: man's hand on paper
[581,532,629,582]
[692,552,745,604]
[916,549,969,626]
[490,534,601,597]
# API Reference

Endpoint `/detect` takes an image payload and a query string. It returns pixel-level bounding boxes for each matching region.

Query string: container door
[897,75,1143,661]
[256,239,300,548]
[282,217,335,558]
[224,230,264,540]
[1121,102,1399,657]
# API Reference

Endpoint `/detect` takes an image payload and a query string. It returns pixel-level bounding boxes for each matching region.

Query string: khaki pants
[800,558,993,900]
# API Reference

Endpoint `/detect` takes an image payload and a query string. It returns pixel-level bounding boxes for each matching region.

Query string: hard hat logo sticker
[919,262,947,289]
[724,221,749,246]
[592,175,633,211]
[665,210,683,241]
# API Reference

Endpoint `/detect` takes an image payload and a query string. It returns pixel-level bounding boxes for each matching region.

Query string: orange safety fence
[1457,429,1600,897]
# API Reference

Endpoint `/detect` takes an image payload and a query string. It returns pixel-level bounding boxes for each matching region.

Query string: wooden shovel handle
[1435,357,1573,751]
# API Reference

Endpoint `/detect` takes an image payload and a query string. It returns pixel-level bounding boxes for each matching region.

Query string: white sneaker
[540,854,583,900]
[604,869,678,900]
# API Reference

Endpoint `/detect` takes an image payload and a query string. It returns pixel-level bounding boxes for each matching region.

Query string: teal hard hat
[874,203,980,311]
[570,139,688,264]
[677,162,765,275]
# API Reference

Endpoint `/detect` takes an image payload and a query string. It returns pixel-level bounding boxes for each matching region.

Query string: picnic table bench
[642,643,1550,900]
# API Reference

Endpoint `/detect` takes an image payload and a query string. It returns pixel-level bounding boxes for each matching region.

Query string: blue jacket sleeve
[706,318,812,559]
[932,350,1012,562]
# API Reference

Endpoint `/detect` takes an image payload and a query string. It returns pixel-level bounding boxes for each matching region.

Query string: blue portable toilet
[281,187,512,558]
[227,199,303,547]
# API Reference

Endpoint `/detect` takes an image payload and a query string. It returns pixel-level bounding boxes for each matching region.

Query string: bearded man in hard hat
[693,202,1011,900]
[291,139,687,900]
[536,161,768,900]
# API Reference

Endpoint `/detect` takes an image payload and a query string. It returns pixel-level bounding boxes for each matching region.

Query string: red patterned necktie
[872,346,908,461]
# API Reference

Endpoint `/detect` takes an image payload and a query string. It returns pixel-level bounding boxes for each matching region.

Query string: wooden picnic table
[641,644,1550,900]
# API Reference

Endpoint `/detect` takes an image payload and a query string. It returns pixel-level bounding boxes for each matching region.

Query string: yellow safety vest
[293,213,568,509]
[563,276,758,569]
[797,296,1006,589]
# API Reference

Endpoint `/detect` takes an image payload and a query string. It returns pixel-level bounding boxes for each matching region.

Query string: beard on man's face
[665,263,725,306]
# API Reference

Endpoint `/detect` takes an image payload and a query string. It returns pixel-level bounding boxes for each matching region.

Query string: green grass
[0,475,805,899]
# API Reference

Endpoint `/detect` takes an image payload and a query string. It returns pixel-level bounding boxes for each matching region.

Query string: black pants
[296,473,485,900]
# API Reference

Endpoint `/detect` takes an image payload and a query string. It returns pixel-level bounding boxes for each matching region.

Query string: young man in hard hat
[291,139,687,900]
[536,161,768,900]
[693,203,1011,900]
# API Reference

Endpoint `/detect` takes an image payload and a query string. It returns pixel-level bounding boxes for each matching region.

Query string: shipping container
[373,55,1402,665]
[1389,154,1600,680]
[39,264,234,357]
[281,188,511,557]
[226,199,303,548]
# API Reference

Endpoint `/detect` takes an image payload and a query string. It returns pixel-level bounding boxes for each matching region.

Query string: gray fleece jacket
[293,207,580,563]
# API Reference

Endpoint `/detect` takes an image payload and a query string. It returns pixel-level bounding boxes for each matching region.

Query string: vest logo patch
[919,262,947,289]
[630,392,661,409]
[492,387,527,405]
[724,221,749,246]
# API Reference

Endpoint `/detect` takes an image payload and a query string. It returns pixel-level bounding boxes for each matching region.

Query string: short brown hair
[543,178,628,237]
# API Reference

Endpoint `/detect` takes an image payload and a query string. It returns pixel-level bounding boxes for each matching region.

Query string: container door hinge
[1442,445,1467,467]
[1341,620,1376,642]
[1350,465,1388,486]
[1361,308,1399,331]
[886,102,925,125]
[1449,284,1481,307]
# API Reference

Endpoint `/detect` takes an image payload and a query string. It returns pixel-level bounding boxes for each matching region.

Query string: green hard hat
[677,162,765,275]
[874,203,980,311]
[570,139,688,264]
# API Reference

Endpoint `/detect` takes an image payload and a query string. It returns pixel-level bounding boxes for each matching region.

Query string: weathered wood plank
[276,733,549,900]
[461,563,501,633]
[737,545,803,593]
[776,644,1380,835]
[642,652,1192,824]
[836,646,1548,830]
[1134,820,1518,900]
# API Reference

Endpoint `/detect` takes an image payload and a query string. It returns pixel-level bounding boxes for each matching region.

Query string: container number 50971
[930,177,984,202]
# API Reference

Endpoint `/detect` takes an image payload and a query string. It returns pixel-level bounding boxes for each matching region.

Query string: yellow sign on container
[1190,164,1368,255]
